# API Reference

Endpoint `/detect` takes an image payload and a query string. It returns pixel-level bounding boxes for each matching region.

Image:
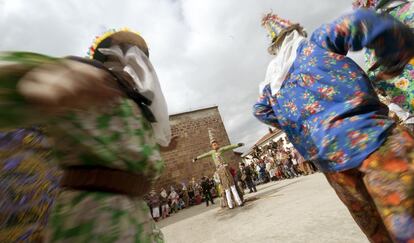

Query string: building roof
[255,129,282,146]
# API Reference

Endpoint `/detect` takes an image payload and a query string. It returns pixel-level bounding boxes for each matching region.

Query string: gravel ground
[157,173,369,243]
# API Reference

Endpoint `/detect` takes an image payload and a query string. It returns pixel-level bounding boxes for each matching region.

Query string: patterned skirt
[0,128,60,242]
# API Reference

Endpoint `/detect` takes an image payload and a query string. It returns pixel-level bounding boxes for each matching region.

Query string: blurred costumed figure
[354,0,414,132]
[192,129,244,209]
[0,127,60,242]
[0,28,175,242]
[254,10,414,242]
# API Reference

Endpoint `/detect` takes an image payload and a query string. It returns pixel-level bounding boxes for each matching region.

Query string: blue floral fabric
[252,9,414,172]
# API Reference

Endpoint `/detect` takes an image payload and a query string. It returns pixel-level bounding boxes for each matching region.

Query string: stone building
[155,106,242,190]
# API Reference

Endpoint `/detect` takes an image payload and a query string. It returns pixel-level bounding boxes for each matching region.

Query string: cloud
[0,0,356,152]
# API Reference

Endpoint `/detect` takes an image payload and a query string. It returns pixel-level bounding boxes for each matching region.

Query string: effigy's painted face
[211,142,219,150]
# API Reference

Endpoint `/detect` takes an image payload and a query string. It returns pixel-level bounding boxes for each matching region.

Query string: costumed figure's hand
[192,158,197,163]
[18,59,123,110]
[369,26,414,81]
[238,142,245,147]
[389,111,402,124]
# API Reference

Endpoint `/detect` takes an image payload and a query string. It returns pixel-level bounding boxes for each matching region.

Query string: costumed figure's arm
[253,85,281,128]
[0,52,121,129]
[192,150,214,163]
[311,8,414,79]
[219,143,244,152]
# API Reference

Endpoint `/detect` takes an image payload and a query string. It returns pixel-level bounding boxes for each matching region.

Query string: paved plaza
[157,173,369,243]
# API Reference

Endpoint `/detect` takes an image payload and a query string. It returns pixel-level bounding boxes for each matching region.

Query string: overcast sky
[1,0,361,153]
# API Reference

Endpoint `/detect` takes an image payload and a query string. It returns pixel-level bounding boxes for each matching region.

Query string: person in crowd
[289,148,303,175]
[209,177,218,198]
[265,155,277,180]
[168,187,180,213]
[250,162,259,183]
[279,150,295,179]
[237,167,246,189]
[201,176,215,207]
[286,150,300,177]
[293,148,312,175]
[241,163,257,193]
[194,181,203,205]
[148,190,161,222]
[188,178,196,205]
[235,170,245,202]
[160,188,170,219]
[180,182,190,208]
[261,160,270,183]
[178,197,186,210]
[273,150,285,180]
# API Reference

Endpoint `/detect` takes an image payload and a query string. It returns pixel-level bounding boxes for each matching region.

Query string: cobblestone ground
[157,173,369,243]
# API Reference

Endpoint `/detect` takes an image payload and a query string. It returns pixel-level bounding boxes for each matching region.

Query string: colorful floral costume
[254,9,414,242]
[356,0,414,116]
[0,30,168,243]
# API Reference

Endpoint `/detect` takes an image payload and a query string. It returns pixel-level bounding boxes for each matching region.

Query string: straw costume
[193,129,244,209]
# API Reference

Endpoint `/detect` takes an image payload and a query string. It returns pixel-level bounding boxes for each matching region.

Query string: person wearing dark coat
[201,176,215,206]
[241,163,257,193]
